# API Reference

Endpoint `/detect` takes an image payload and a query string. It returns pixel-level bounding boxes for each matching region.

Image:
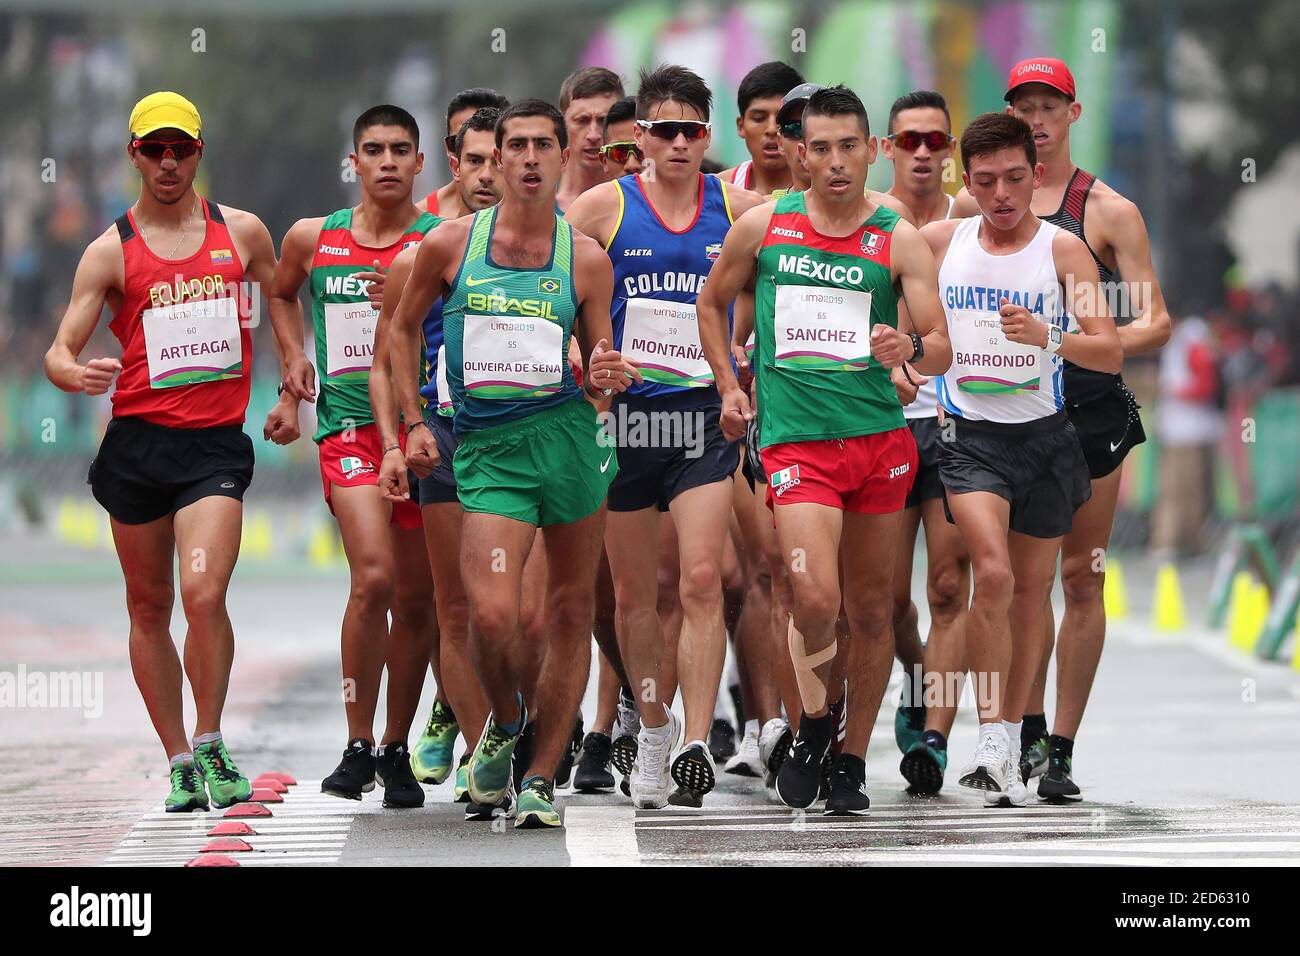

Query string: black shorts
[1066,378,1147,480]
[939,411,1091,540]
[904,415,945,508]
[606,389,740,513]
[741,412,766,491]
[415,413,459,506]
[88,415,254,525]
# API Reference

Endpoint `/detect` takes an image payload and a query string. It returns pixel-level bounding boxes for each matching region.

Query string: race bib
[323,301,377,380]
[947,308,1044,393]
[621,298,712,388]
[142,296,242,389]
[434,343,453,417]
[773,285,872,371]
[462,313,564,399]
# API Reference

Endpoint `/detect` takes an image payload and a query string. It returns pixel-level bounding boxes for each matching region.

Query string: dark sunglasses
[132,138,202,160]
[779,121,803,140]
[600,141,644,163]
[443,134,458,154]
[636,119,710,141]
[888,130,953,152]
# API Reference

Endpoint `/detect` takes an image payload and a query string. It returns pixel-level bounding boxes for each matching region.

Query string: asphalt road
[3,537,1299,867]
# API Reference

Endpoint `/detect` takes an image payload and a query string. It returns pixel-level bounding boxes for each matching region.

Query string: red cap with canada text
[1004,58,1075,101]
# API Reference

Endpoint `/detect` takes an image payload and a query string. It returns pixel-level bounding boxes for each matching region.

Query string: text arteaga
[50,886,151,936]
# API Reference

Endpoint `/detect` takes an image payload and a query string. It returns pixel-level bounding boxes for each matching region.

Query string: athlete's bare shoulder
[917,217,962,263]
[1049,222,1095,266]
[871,190,914,225]
[214,203,271,241]
[280,215,327,256]
[570,226,614,277]
[716,166,739,183]
[565,180,623,245]
[949,186,981,218]
[1081,178,1145,239]
[81,223,126,285]
[730,197,777,248]
[722,181,766,219]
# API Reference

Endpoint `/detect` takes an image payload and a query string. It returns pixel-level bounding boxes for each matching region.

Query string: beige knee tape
[788,615,837,713]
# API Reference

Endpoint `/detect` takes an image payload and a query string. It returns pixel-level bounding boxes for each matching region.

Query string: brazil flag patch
[538,276,562,295]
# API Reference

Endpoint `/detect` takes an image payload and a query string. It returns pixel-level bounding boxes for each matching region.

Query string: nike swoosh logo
[464,275,510,287]
[600,453,614,473]
[1109,439,1122,453]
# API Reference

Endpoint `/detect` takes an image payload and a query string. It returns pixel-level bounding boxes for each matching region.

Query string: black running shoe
[708,718,737,762]
[1037,753,1082,803]
[555,717,583,789]
[775,714,831,810]
[670,741,716,801]
[667,785,703,808]
[573,732,615,793]
[375,742,425,808]
[824,754,870,816]
[512,721,539,793]
[465,792,513,821]
[817,745,835,800]
[322,738,375,800]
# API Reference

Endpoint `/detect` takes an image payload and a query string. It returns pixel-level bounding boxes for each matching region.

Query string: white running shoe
[758,717,793,788]
[615,687,641,740]
[985,749,1029,807]
[629,708,680,809]
[958,727,1010,793]
[724,722,763,777]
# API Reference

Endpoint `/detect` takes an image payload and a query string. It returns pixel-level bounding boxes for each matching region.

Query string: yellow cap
[129,91,202,140]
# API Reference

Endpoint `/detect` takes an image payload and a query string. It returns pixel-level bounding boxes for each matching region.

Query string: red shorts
[762,427,918,514]
[318,423,423,530]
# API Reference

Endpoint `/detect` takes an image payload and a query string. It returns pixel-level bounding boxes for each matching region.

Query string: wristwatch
[1044,325,1064,354]
[907,332,924,363]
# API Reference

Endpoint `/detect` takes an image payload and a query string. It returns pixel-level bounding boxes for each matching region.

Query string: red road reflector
[259,771,298,786]
[249,789,283,804]
[225,802,272,818]
[186,854,240,867]
[201,837,253,853]
[208,821,257,837]
[251,778,287,793]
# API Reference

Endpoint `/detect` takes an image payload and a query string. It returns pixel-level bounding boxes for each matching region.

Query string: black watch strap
[908,332,924,362]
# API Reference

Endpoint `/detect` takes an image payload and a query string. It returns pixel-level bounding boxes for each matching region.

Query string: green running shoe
[515,775,561,829]
[894,701,926,756]
[411,700,459,784]
[468,701,526,807]
[194,739,253,809]
[454,754,470,803]
[165,761,209,813]
[899,736,948,795]
[1020,733,1049,782]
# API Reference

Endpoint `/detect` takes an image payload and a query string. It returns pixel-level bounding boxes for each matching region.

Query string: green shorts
[454,399,617,527]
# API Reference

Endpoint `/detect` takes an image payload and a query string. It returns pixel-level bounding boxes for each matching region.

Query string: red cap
[1004,57,1075,101]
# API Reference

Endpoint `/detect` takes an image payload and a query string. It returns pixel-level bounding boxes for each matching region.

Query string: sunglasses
[888,130,953,152]
[132,139,202,160]
[600,141,644,163]
[443,134,458,154]
[779,121,803,140]
[636,119,711,141]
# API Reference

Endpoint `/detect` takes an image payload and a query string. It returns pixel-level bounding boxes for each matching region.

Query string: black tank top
[1042,167,1124,404]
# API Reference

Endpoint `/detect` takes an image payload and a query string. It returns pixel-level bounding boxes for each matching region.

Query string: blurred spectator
[1152,313,1223,557]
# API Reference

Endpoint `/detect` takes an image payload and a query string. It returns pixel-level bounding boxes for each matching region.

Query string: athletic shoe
[573,732,615,793]
[629,708,681,809]
[555,717,583,789]
[376,743,425,809]
[708,718,737,762]
[775,714,831,810]
[193,739,253,808]
[611,688,640,788]
[465,778,516,821]
[468,702,527,807]
[759,717,793,788]
[616,686,641,739]
[1020,732,1049,782]
[817,746,834,801]
[669,741,716,806]
[1037,753,1083,803]
[515,775,562,829]
[164,761,209,813]
[512,721,539,793]
[900,731,948,795]
[724,721,763,777]
[958,729,1010,794]
[824,754,870,816]
[985,751,1029,807]
[322,738,376,800]
[411,700,459,784]
[454,754,470,803]
[894,700,926,756]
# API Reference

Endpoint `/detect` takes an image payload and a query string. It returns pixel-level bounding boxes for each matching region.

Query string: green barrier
[1248,392,1300,520]
[1258,548,1300,660]
[1207,524,1281,629]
